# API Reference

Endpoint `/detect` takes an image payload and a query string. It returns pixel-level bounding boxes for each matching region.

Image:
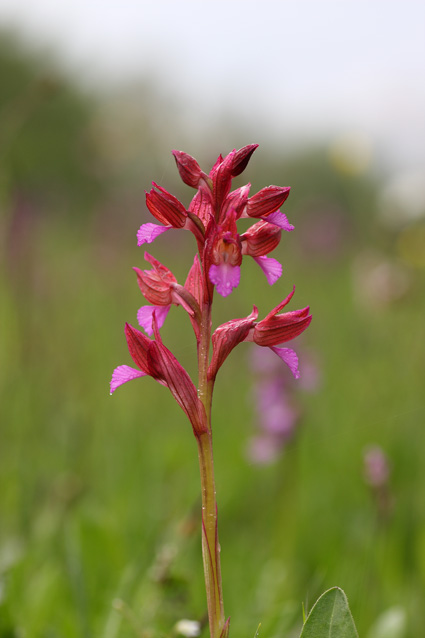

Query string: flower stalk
[110,145,312,638]
[197,430,225,638]
[196,299,226,638]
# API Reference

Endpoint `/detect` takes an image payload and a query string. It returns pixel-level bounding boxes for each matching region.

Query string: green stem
[197,431,225,638]
[196,302,226,638]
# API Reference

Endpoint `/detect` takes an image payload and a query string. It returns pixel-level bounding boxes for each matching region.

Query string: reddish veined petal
[208,308,258,381]
[247,186,291,218]
[172,150,204,188]
[149,339,208,435]
[231,144,258,177]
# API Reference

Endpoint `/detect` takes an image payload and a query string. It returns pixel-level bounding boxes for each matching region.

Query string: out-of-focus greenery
[1,33,425,638]
[0,31,104,212]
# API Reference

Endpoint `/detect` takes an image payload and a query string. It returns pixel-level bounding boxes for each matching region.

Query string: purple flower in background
[352,251,410,310]
[297,203,351,262]
[247,346,319,464]
[255,377,299,438]
[364,445,390,488]
[363,445,393,521]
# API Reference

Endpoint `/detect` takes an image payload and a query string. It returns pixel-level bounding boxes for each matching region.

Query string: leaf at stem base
[299,587,359,638]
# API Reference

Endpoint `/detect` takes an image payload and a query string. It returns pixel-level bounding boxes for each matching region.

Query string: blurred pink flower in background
[297,203,351,263]
[364,445,390,489]
[352,252,410,310]
[363,445,393,521]
[247,345,320,464]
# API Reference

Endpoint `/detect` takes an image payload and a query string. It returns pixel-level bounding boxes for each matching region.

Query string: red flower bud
[241,220,282,257]
[246,186,291,218]
[134,253,201,322]
[219,184,250,223]
[149,340,207,435]
[189,188,214,227]
[124,322,152,376]
[253,288,312,346]
[133,252,177,306]
[231,144,258,177]
[208,307,258,381]
[172,150,205,188]
[211,150,236,215]
[146,183,187,228]
[185,255,203,308]
[124,322,207,436]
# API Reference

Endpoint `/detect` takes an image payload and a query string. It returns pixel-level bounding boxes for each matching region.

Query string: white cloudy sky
[1,0,424,170]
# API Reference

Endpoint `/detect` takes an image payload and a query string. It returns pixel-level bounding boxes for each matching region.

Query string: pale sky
[1,0,424,170]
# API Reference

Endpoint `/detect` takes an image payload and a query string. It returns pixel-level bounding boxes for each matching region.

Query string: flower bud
[253,288,312,346]
[121,321,208,436]
[172,150,205,188]
[208,307,258,380]
[246,186,291,218]
[241,220,281,257]
[211,150,235,214]
[231,144,258,177]
[254,308,311,346]
[219,184,250,223]
[146,183,187,228]
[133,252,177,306]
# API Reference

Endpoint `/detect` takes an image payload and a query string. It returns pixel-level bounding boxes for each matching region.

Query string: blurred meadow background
[1,1,425,637]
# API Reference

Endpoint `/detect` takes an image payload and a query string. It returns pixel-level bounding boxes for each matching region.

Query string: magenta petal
[253,256,282,285]
[270,346,300,379]
[265,211,294,231]
[209,264,240,297]
[110,365,146,394]
[137,305,170,336]
[137,223,171,246]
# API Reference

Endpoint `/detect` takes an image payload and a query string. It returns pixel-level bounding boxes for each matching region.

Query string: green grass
[1,209,424,638]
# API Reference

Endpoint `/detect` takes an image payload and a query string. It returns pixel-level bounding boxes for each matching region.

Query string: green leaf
[299,587,359,638]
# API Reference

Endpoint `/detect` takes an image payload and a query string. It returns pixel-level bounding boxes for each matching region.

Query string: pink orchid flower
[111,319,207,436]
[133,252,200,335]
[207,287,312,382]
[111,144,312,638]
[137,144,294,297]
